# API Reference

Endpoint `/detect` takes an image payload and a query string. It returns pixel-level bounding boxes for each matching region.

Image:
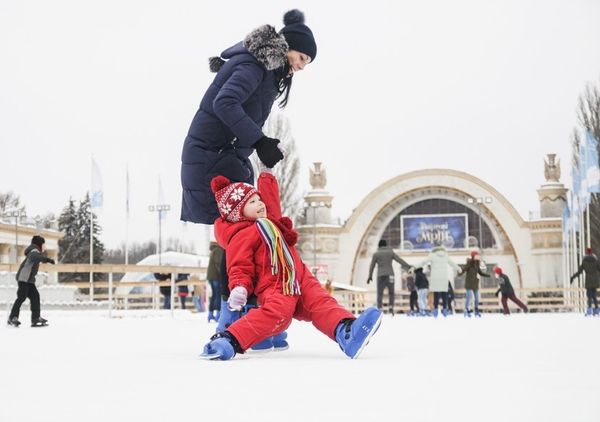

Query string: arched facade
[298,167,565,290]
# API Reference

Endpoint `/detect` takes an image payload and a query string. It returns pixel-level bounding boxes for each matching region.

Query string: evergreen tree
[57,193,105,281]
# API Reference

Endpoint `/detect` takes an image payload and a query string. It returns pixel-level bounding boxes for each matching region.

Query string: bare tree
[0,191,25,215]
[573,77,600,253]
[254,113,303,223]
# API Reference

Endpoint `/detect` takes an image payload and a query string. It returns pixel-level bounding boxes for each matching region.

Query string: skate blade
[352,312,383,360]
[31,324,48,327]
[199,352,223,360]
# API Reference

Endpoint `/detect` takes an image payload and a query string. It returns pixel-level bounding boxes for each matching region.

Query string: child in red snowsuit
[201,171,382,360]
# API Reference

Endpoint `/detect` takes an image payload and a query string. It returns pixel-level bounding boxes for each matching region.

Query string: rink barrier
[1,264,591,315]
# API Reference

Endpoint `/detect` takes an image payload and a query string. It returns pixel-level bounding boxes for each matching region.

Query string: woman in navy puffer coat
[181,10,317,224]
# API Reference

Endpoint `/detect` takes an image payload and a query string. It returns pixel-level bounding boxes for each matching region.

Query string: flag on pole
[570,168,581,231]
[91,156,103,209]
[585,131,600,194]
[579,139,590,206]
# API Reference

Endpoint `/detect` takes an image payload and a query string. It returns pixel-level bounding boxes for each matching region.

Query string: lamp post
[2,210,27,263]
[148,204,170,265]
[467,197,493,249]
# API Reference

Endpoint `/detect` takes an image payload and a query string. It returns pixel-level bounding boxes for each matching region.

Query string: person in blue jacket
[180,9,317,225]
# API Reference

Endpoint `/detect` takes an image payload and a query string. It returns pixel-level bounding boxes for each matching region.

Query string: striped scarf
[256,218,300,295]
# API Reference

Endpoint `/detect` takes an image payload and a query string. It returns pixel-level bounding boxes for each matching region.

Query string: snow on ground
[1,310,598,422]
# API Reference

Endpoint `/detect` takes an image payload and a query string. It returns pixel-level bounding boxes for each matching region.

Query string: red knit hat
[470,250,478,258]
[494,267,503,275]
[586,247,593,255]
[211,175,259,223]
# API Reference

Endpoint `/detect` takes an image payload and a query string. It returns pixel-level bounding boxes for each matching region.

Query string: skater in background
[462,251,490,317]
[419,246,461,317]
[494,267,528,315]
[447,281,455,314]
[201,170,382,360]
[367,239,410,316]
[324,277,334,295]
[405,269,419,316]
[154,272,172,309]
[180,9,317,225]
[191,282,206,313]
[206,243,224,322]
[570,247,600,316]
[414,267,430,316]
[176,273,190,309]
[8,235,55,327]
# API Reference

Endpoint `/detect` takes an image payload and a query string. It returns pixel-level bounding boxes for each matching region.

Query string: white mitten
[227,286,248,311]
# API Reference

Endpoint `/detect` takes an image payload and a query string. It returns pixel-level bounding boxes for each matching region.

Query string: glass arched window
[380,198,496,250]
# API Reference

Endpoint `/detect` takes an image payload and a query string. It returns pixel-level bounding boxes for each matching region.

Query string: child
[413,267,430,317]
[494,267,528,314]
[405,269,419,316]
[8,235,55,327]
[201,172,382,360]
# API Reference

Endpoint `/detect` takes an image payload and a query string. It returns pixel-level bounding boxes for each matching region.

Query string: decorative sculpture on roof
[309,162,327,189]
[544,154,560,183]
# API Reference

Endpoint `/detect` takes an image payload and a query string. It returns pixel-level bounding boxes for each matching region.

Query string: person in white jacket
[420,246,461,317]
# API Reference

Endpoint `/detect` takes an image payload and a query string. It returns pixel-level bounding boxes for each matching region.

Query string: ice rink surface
[1,310,598,422]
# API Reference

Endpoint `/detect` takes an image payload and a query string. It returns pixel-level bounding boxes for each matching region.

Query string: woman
[462,251,490,317]
[181,9,317,224]
[419,246,461,317]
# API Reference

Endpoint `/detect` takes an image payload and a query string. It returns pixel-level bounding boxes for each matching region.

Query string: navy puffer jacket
[181,25,289,224]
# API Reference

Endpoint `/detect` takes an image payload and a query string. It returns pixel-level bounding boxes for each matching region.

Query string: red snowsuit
[214,172,354,351]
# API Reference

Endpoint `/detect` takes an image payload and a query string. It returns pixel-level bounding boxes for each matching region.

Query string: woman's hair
[275,64,293,108]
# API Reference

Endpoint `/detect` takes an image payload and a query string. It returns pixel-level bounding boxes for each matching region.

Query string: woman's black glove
[254,136,284,168]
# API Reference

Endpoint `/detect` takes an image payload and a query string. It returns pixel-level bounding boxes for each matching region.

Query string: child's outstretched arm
[257,171,283,220]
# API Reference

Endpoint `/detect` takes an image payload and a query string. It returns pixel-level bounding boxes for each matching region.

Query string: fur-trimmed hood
[209,25,288,73]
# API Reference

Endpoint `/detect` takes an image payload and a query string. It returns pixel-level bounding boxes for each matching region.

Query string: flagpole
[125,165,130,266]
[90,156,94,301]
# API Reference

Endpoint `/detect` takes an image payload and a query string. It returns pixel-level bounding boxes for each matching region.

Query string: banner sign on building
[401,214,468,250]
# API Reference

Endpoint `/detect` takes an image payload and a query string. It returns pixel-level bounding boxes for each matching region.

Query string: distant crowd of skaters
[368,240,600,318]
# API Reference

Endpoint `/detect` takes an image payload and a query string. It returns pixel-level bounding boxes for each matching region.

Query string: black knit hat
[31,235,45,248]
[280,10,317,62]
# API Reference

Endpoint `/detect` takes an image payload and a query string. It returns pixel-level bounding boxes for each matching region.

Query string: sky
[1,310,598,421]
[2,0,600,252]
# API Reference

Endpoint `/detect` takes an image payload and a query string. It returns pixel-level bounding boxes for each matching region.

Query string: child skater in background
[201,170,383,360]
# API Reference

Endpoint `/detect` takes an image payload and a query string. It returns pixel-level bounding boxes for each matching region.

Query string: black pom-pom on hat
[280,9,317,62]
[283,9,305,25]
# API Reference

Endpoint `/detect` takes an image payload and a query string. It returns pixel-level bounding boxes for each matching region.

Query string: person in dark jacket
[207,242,225,322]
[570,247,600,316]
[405,269,419,316]
[8,235,55,327]
[154,273,172,309]
[447,281,455,313]
[414,267,430,316]
[367,239,410,316]
[462,251,490,317]
[494,267,528,315]
[180,9,317,225]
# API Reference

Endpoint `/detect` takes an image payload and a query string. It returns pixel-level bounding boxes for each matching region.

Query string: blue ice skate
[272,331,289,351]
[200,332,237,360]
[474,310,482,318]
[594,307,600,317]
[441,308,451,317]
[464,310,472,318]
[216,299,240,333]
[336,307,383,359]
[585,307,593,317]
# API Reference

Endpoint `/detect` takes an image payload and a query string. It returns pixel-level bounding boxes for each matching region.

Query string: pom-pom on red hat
[211,175,258,223]
[470,250,478,258]
[586,247,593,255]
[494,267,503,275]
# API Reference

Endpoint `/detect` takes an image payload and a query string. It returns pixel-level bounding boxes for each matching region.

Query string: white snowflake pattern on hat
[230,187,246,202]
